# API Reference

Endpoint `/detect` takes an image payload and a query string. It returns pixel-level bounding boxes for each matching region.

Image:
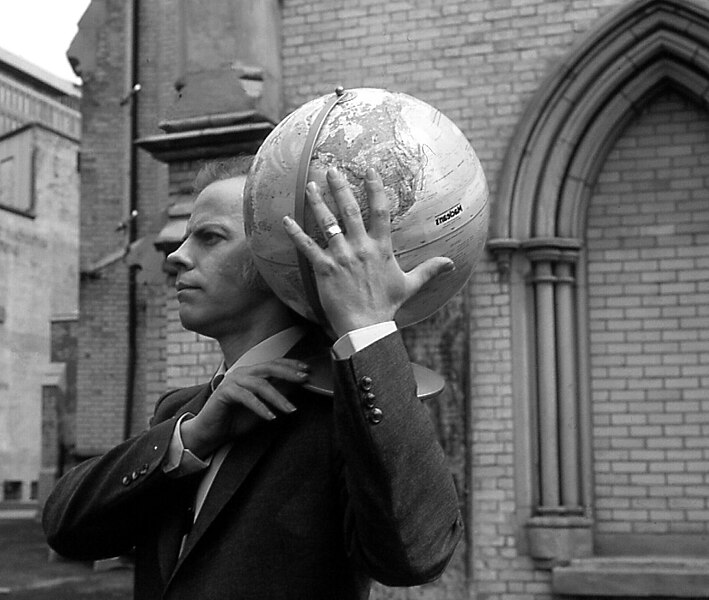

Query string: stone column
[555,245,581,509]
[521,238,591,567]
[526,244,562,509]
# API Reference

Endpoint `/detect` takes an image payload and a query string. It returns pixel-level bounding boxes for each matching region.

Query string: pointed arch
[490,0,709,247]
[490,0,709,570]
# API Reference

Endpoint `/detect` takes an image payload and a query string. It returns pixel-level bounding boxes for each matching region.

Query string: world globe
[243,87,489,329]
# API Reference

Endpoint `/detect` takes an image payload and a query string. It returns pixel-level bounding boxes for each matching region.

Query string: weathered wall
[0,69,80,138]
[73,0,169,451]
[39,317,78,508]
[73,0,133,453]
[0,127,79,500]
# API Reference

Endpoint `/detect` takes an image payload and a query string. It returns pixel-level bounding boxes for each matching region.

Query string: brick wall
[588,90,709,544]
[132,0,171,431]
[74,0,131,452]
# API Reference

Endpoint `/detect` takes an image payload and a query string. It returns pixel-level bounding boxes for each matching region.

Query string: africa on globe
[243,87,489,328]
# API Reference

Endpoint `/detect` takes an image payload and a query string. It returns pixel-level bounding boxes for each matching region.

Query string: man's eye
[199,231,221,244]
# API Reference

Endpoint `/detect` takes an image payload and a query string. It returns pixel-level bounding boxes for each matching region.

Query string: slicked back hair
[192,155,254,195]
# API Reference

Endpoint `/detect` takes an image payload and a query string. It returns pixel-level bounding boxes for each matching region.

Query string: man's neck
[217,302,299,368]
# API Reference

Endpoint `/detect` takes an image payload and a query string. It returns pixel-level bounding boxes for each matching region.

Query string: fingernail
[306,181,318,194]
[267,411,277,420]
[297,371,309,379]
[444,260,456,272]
[286,403,298,413]
[298,362,311,372]
[366,167,377,180]
[283,215,294,226]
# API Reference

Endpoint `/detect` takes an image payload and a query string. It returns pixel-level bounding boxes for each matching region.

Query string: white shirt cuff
[163,413,212,476]
[331,321,397,359]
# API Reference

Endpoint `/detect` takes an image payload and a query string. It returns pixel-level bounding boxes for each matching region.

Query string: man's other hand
[180,358,310,458]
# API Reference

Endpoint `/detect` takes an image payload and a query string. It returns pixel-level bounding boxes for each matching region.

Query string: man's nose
[166,241,193,270]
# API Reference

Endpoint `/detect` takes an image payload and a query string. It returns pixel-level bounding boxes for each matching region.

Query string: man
[43,164,463,599]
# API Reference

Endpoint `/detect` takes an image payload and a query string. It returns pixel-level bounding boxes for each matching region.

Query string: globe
[243,87,489,328]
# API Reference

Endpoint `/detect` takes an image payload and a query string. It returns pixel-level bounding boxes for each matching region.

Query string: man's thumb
[406,257,455,294]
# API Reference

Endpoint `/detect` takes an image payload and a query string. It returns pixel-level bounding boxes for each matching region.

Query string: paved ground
[0,516,133,599]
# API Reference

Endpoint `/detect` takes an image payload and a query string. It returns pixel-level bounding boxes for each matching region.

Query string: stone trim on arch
[487,0,709,574]
[490,0,709,249]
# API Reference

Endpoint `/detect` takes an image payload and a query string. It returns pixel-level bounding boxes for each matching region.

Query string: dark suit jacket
[43,331,462,599]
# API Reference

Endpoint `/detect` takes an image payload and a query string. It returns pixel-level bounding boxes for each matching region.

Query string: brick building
[0,47,81,504]
[66,0,709,597]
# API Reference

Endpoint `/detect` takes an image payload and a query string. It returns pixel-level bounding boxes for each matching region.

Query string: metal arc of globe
[243,87,489,328]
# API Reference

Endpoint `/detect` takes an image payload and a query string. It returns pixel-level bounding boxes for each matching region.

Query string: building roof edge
[0,45,81,98]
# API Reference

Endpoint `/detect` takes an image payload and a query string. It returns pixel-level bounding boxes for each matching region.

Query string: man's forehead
[189,179,245,226]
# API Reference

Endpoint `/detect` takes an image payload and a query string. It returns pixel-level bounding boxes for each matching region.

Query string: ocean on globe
[243,87,489,328]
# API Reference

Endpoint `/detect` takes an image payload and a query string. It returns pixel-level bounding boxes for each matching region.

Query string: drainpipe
[122,0,140,441]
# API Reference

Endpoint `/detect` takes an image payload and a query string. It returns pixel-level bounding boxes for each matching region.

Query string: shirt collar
[210,325,306,391]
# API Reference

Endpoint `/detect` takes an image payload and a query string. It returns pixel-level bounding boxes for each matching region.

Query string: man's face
[167,178,267,338]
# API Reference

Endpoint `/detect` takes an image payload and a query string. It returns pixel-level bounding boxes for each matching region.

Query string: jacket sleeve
[42,392,191,560]
[332,330,463,586]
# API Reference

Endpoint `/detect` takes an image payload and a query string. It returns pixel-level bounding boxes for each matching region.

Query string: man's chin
[177,309,207,336]
[178,310,226,341]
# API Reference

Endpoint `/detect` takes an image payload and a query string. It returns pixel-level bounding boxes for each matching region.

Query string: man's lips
[176,281,201,292]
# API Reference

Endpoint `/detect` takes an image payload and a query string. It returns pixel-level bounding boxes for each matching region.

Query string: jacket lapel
[168,420,282,578]
[156,472,201,584]
[156,384,212,583]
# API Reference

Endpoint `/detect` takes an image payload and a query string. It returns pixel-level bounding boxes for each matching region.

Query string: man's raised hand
[283,168,454,337]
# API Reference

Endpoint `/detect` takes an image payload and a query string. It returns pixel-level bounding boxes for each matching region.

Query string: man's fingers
[283,214,326,262]
[221,374,300,416]
[284,169,383,255]
[303,180,346,248]
[243,395,279,421]
[325,169,367,239]
[245,375,299,414]
[226,388,278,420]
[245,358,310,382]
[363,168,392,240]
